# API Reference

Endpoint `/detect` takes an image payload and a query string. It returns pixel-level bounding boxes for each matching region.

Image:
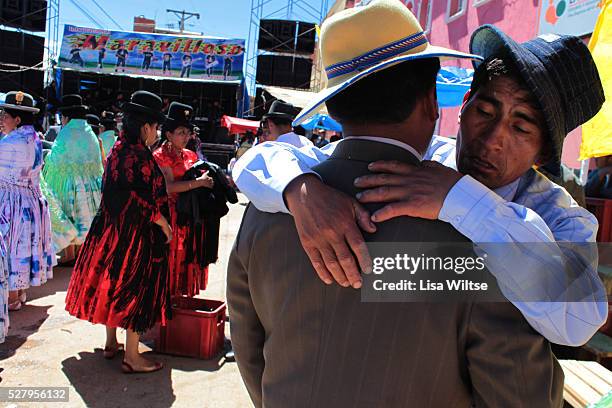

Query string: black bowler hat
[0,91,39,113]
[263,100,297,121]
[165,102,194,130]
[59,94,88,113]
[86,114,101,128]
[100,111,115,128]
[470,25,605,176]
[123,91,166,123]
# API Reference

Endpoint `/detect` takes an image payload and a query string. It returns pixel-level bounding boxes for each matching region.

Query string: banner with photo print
[58,25,245,82]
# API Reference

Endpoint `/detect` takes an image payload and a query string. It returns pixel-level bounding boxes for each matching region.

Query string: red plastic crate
[149,297,226,359]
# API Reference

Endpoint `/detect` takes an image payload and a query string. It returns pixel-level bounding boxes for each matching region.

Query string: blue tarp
[436,66,474,108]
[300,113,343,132]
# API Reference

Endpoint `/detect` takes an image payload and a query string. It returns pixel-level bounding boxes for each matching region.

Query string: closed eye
[477,107,493,117]
[513,125,529,134]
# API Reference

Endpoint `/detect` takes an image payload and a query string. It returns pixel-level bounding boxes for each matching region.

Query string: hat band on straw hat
[325,31,428,79]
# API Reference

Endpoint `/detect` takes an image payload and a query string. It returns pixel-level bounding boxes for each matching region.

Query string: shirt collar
[342,136,423,161]
[276,132,298,143]
[494,177,521,201]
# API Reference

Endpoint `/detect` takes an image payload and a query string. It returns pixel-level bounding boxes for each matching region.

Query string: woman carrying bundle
[65,91,172,374]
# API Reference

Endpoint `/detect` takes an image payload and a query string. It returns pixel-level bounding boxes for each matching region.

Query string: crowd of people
[0,88,229,373]
[0,0,610,403]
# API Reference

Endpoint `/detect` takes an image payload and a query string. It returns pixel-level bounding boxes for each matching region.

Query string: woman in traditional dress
[42,94,103,245]
[0,92,54,312]
[65,91,172,374]
[40,175,78,255]
[153,102,214,297]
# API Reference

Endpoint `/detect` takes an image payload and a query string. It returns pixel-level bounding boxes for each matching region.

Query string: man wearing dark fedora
[228,1,563,406]
[234,22,607,348]
[43,94,104,245]
[260,100,312,148]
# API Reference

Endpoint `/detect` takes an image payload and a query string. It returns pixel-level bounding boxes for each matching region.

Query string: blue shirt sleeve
[440,175,607,346]
[232,141,338,213]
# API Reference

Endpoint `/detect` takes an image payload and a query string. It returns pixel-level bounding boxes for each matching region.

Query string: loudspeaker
[0,69,44,98]
[296,22,316,54]
[256,55,312,89]
[0,29,44,66]
[258,19,297,53]
[258,19,316,55]
[0,0,47,32]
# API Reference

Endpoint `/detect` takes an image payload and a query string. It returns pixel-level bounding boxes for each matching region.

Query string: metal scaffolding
[45,0,61,85]
[244,0,330,114]
[0,0,61,98]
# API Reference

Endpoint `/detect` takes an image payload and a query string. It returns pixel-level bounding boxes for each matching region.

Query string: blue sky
[59,0,331,39]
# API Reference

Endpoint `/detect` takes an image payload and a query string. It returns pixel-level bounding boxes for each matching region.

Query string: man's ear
[458,90,471,124]
[423,86,439,122]
[14,116,21,127]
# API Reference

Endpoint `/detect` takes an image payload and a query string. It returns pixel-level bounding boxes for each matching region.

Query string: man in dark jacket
[227,1,563,407]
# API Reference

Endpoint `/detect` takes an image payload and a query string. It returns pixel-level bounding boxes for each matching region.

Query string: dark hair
[122,112,158,144]
[160,122,191,142]
[326,58,440,125]
[4,108,35,126]
[469,55,553,163]
[293,125,306,136]
[267,117,292,127]
[103,121,117,132]
[62,110,86,120]
[160,123,175,141]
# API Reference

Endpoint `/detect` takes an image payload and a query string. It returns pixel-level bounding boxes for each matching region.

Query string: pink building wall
[426,0,541,138]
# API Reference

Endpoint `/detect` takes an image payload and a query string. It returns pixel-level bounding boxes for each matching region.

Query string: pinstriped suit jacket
[227,138,563,408]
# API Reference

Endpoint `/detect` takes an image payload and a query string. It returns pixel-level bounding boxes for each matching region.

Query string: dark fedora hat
[86,114,101,128]
[0,91,39,113]
[100,111,115,128]
[263,100,297,121]
[470,25,605,176]
[123,91,166,123]
[165,102,194,130]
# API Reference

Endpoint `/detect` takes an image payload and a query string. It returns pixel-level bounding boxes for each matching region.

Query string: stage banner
[58,25,245,82]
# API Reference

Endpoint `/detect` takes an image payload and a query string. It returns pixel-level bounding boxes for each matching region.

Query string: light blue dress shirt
[232,135,608,346]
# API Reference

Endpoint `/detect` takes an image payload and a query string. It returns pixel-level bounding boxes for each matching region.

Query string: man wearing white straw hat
[234,7,607,348]
[227,1,563,407]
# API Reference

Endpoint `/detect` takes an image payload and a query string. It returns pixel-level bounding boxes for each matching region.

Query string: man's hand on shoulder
[284,174,375,289]
[354,160,463,222]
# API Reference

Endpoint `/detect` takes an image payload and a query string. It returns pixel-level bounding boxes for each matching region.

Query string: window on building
[418,0,433,33]
[401,0,417,14]
[473,0,492,7]
[446,0,467,22]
